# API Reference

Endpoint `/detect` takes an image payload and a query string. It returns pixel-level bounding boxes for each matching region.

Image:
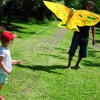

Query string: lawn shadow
[0,22,27,31]
[39,53,66,60]
[96,30,100,34]
[28,20,51,26]
[95,27,100,34]
[88,49,100,57]
[96,32,100,34]
[2,23,38,37]
[66,66,81,70]
[83,60,100,67]
[96,40,100,43]
[83,49,100,67]
[54,47,68,53]
[16,64,68,75]
[12,18,50,26]
[96,27,100,30]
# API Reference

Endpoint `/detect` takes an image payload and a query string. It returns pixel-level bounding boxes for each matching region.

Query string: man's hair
[86,1,95,7]
[82,1,95,10]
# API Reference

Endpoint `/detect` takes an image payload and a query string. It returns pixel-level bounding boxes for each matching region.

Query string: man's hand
[92,39,96,45]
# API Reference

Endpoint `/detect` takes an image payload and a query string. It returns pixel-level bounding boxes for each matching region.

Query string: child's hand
[11,60,20,65]
[6,69,11,74]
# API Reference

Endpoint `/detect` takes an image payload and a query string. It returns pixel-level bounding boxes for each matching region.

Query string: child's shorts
[0,73,8,84]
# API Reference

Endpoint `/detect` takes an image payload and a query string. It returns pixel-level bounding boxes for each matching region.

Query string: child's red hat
[0,31,17,42]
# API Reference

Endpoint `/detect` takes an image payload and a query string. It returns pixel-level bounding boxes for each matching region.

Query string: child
[0,31,20,100]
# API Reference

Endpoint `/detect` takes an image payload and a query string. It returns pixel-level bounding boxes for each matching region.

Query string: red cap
[0,31,17,42]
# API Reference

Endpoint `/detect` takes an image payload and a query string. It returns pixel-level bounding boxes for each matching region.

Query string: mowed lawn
[0,19,100,100]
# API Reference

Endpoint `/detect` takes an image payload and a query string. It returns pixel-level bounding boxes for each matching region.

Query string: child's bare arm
[11,60,20,65]
[0,56,11,74]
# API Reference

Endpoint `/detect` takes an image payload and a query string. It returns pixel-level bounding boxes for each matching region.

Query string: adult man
[67,1,96,69]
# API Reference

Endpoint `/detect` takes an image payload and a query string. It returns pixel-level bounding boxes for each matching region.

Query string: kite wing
[66,10,100,31]
[43,1,71,28]
[44,1,100,32]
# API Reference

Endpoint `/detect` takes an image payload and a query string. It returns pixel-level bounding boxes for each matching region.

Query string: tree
[0,0,3,22]
[22,0,33,21]
[6,0,14,25]
[64,0,81,9]
[34,0,45,21]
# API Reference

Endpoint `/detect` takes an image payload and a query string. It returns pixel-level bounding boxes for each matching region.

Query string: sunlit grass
[0,19,100,100]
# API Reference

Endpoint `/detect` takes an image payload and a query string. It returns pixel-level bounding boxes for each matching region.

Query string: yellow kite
[43,1,100,32]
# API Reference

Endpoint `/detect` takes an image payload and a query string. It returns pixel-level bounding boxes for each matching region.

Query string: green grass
[0,19,100,100]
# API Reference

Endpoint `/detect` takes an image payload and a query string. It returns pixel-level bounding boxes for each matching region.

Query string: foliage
[64,0,100,14]
[0,0,100,25]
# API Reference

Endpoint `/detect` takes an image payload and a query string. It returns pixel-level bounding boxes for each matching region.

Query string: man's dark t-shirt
[74,26,90,38]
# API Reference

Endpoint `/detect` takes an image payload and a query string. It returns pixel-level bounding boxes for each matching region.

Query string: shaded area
[83,49,100,67]
[11,18,51,26]
[96,28,100,34]
[96,28,100,31]
[96,40,100,43]
[54,47,68,53]
[96,32,100,34]
[0,22,27,31]
[1,19,50,31]
[16,63,85,74]
[38,53,66,60]
[88,49,100,57]
[83,60,100,67]
[16,64,67,75]
[0,19,51,39]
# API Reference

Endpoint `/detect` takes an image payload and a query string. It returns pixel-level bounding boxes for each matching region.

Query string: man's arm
[91,26,96,45]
